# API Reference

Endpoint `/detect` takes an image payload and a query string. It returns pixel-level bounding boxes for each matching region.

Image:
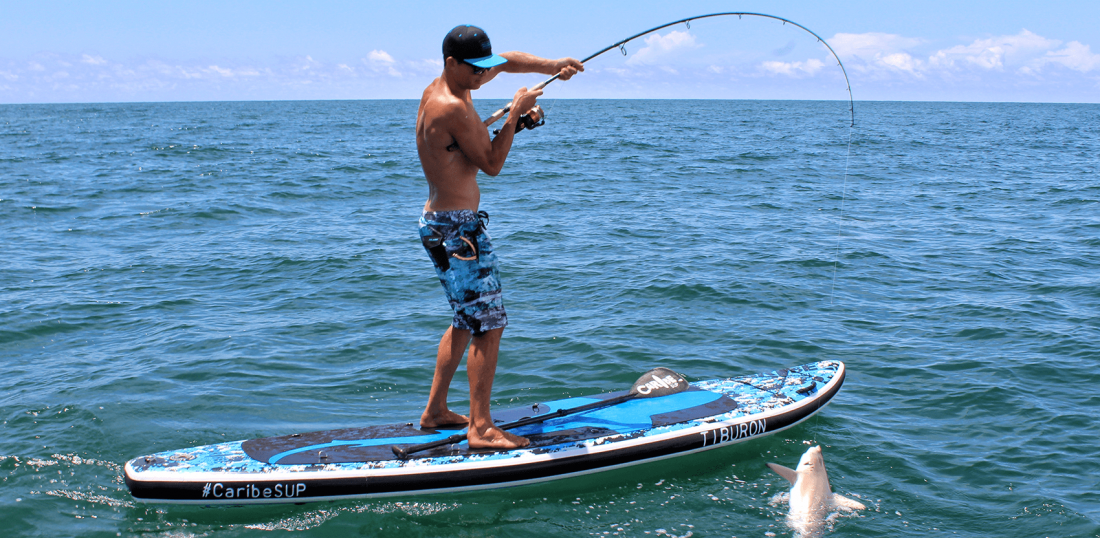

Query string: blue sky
[2,0,1098,103]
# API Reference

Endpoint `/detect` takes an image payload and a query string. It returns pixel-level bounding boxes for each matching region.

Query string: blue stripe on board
[529,391,724,432]
[271,392,722,463]
[268,429,466,464]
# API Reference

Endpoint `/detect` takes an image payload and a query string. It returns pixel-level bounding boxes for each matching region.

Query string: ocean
[2,99,1098,537]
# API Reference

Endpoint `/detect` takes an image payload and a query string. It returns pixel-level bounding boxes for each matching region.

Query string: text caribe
[202,482,307,499]
[636,374,680,395]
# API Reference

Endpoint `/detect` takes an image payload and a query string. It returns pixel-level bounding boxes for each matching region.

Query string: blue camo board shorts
[419,210,507,335]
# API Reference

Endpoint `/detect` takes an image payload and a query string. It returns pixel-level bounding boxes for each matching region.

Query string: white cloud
[830,32,924,60]
[368,50,394,64]
[3,28,1097,103]
[829,32,925,76]
[208,65,234,77]
[406,58,443,76]
[625,31,701,65]
[203,65,260,78]
[0,52,450,101]
[761,59,824,77]
[1039,41,1100,72]
[929,30,1059,71]
[81,54,107,65]
[880,52,922,74]
[364,50,401,77]
[827,29,1099,82]
[298,55,319,71]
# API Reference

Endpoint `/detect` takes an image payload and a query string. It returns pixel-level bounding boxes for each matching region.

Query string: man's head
[443,25,507,74]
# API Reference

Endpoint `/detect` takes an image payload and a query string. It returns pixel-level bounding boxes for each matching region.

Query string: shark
[767,445,866,537]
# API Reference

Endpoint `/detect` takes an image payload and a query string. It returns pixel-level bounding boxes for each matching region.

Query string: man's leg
[466,327,530,449]
[420,325,472,429]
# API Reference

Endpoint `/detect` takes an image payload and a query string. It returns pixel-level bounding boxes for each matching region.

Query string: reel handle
[491,105,545,136]
[482,78,555,127]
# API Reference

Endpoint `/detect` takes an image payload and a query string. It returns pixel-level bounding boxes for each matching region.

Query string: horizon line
[3,97,1099,106]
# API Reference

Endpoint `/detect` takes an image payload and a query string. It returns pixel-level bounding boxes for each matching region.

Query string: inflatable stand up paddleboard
[125,360,845,504]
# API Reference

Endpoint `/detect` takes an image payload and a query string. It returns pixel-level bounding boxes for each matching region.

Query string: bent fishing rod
[483,12,855,129]
[489,12,857,303]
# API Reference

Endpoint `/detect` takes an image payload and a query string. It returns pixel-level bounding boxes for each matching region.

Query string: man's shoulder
[424,96,469,122]
[422,84,470,119]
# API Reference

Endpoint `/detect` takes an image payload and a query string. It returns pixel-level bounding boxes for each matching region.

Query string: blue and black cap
[442,25,508,69]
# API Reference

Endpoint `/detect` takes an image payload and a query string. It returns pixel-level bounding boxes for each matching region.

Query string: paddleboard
[124,360,845,504]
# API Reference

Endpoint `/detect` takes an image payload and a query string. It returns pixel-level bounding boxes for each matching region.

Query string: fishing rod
[488,12,856,302]
[483,12,855,129]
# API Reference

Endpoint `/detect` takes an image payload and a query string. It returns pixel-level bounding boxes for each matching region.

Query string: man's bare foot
[420,409,469,429]
[467,426,530,450]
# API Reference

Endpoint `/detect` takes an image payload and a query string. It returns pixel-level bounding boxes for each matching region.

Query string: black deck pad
[650,395,738,426]
[241,390,738,465]
[242,402,555,464]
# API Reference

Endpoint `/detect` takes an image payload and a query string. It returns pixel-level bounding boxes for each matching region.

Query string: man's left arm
[492,52,583,80]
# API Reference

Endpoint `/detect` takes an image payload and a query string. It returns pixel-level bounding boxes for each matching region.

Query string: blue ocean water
[1,99,1098,537]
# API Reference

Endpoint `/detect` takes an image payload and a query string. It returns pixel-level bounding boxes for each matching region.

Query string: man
[415,25,582,449]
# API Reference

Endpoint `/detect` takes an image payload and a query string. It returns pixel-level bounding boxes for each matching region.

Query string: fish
[767,445,866,537]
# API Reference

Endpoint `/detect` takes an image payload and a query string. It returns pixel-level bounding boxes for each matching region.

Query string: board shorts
[419,210,507,335]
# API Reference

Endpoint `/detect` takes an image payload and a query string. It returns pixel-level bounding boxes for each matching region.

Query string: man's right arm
[495,52,583,80]
[448,86,542,176]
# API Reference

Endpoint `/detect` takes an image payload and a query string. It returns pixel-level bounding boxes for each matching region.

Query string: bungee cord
[484,12,855,303]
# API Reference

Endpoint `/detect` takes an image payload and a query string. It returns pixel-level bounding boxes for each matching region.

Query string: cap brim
[465,54,508,69]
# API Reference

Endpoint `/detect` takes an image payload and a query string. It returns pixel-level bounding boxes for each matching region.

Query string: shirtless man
[415,25,582,449]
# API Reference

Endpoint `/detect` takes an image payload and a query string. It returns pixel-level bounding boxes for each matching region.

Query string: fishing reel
[493,105,545,135]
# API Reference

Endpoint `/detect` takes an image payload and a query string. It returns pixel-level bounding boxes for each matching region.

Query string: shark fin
[766,462,799,484]
[832,493,866,511]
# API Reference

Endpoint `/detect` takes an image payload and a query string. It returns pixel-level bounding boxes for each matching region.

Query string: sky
[2,0,1098,104]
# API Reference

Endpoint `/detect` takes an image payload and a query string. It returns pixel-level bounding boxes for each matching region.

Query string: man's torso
[416,79,482,212]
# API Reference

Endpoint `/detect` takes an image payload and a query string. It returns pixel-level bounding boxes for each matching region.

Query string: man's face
[466,62,490,89]
[448,57,488,89]
[468,63,489,77]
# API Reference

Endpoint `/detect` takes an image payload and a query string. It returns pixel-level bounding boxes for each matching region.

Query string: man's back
[415,77,484,212]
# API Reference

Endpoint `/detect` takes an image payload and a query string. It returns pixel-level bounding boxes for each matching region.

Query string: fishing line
[831,125,853,305]
[484,12,855,303]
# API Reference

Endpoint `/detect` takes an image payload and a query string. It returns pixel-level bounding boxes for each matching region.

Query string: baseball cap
[442,25,508,69]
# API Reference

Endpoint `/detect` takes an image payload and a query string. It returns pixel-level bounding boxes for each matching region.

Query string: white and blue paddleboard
[124,360,845,504]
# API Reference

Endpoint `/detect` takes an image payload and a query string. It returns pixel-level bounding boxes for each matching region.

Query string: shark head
[770,445,833,519]
[795,446,831,494]
[767,445,866,537]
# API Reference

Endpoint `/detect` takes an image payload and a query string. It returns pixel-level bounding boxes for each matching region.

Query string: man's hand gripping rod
[482,74,563,129]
